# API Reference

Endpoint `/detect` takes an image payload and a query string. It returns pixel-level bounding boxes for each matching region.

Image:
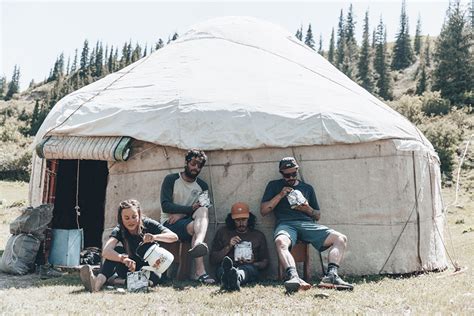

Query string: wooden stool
[161,241,192,280]
[278,241,311,281]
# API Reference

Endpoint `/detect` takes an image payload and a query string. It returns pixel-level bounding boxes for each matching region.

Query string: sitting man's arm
[160,174,194,215]
[210,229,234,265]
[260,183,293,216]
[294,187,320,221]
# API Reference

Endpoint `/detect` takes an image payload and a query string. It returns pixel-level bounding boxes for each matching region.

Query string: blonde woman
[80,199,178,292]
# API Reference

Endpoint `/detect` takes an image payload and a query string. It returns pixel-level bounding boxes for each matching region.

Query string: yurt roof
[34,16,434,153]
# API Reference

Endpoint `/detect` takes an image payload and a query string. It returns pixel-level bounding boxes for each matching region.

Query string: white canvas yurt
[30,16,447,277]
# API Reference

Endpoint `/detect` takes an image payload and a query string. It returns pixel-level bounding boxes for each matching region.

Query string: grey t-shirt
[261,179,320,222]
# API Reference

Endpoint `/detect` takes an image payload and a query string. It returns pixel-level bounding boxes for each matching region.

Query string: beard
[184,165,199,179]
[286,179,297,187]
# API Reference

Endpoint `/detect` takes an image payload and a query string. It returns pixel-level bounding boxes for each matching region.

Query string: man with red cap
[261,157,354,292]
[210,202,269,291]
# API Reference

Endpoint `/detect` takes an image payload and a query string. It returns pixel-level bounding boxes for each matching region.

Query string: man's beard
[184,165,198,179]
[286,179,297,187]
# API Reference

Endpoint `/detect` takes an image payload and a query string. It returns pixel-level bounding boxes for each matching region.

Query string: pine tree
[29,79,35,89]
[336,9,346,69]
[328,28,335,64]
[5,65,20,101]
[415,64,428,95]
[155,38,164,50]
[318,34,323,55]
[143,44,148,57]
[414,15,423,55]
[131,43,142,62]
[304,24,315,49]
[432,1,474,105]
[108,46,114,73]
[95,42,104,77]
[373,19,393,100]
[79,40,89,75]
[372,29,376,49]
[357,10,374,92]
[0,76,6,99]
[424,35,431,67]
[295,25,303,41]
[343,4,358,79]
[88,47,96,77]
[391,0,414,70]
[66,56,70,76]
[171,32,179,41]
[71,49,78,74]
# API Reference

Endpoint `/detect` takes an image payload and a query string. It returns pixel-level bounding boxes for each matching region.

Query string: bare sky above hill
[1,0,466,91]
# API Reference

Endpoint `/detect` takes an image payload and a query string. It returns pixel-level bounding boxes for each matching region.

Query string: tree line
[296,0,473,107]
[0,0,472,136]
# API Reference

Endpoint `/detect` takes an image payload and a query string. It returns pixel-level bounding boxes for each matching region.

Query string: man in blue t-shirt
[261,157,354,292]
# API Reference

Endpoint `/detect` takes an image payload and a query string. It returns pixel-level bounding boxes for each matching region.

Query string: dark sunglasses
[281,171,298,178]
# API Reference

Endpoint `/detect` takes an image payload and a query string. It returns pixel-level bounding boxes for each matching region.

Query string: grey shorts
[274,220,334,252]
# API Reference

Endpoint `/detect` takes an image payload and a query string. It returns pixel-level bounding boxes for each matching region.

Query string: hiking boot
[318,273,354,291]
[39,264,65,279]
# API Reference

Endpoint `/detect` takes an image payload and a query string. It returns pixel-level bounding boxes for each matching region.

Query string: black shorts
[163,217,193,242]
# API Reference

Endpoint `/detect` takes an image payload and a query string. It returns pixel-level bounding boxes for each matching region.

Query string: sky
[0,0,468,91]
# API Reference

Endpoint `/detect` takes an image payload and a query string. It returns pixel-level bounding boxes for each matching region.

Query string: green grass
[0,180,473,314]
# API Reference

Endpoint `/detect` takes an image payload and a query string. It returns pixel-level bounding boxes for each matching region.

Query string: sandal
[197,273,216,285]
[188,242,209,258]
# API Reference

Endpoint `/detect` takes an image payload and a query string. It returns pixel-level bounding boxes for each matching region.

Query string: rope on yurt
[43,54,153,138]
[291,147,326,275]
[205,152,218,231]
[433,134,473,272]
[412,152,423,269]
[379,153,429,274]
[75,159,81,230]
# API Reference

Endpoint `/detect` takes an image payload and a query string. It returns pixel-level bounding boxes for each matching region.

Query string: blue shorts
[274,220,334,252]
[163,217,193,242]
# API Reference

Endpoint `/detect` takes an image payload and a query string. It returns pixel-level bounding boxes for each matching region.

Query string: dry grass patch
[0,180,473,314]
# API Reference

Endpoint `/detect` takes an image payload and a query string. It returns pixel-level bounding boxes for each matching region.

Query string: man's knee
[332,232,347,246]
[274,235,291,251]
[192,206,208,219]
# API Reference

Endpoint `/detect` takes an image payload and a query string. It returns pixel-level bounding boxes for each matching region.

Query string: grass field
[0,180,472,314]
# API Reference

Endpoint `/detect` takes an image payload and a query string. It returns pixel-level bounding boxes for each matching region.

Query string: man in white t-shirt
[160,149,215,284]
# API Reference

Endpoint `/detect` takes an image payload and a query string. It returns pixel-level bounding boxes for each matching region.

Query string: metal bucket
[48,229,83,266]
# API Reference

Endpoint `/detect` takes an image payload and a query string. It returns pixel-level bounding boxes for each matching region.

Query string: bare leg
[323,232,347,265]
[94,274,107,292]
[191,206,208,246]
[275,235,310,291]
[275,235,296,270]
[186,209,214,282]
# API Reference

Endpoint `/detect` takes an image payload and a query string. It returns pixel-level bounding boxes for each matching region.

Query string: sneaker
[39,264,65,279]
[284,275,301,292]
[318,273,354,291]
[227,267,241,291]
[80,265,96,292]
[221,256,233,291]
